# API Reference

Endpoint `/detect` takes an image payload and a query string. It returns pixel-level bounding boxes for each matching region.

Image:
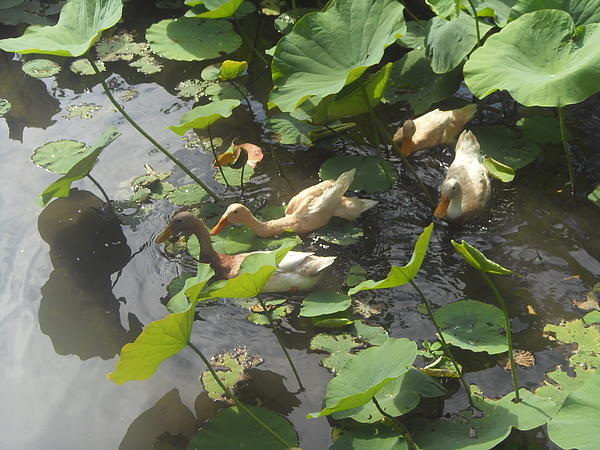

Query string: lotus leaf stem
[398,1,425,28]
[256,295,304,391]
[467,0,481,47]
[86,57,221,202]
[208,126,229,189]
[186,341,292,447]
[372,397,416,450]
[87,174,117,218]
[558,107,576,198]
[480,272,521,402]
[233,16,270,68]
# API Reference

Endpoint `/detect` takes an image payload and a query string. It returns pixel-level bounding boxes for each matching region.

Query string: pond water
[1,5,600,450]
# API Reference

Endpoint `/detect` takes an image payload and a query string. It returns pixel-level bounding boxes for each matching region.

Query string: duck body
[393,104,477,156]
[156,212,335,292]
[210,169,377,237]
[434,130,491,222]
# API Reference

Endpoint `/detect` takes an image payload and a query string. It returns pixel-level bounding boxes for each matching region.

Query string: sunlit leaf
[464,9,600,107]
[146,18,242,62]
[435,300,508,354]
[451,240,515,275]
[308,338,417,418]
[185,0,244,18]
[471,125,539,171]
[22,59,60,78]
[330,423,409,449]
[32,140,93,174]
[0,0,122,57]
[509,0,600,27]
[544,318,600,370]
[70,58,105,75]
[471,0,515,27]
[167,184,210,205]
[269,0,406,111]
[349,224,433,294]
[201,354,244,400]
[300,291,352,317]
[310,332,368,373]
[516,116,564,145]
[425,0,460,20]
[188,406,299,448]
[215,165,254,186]
[219,60,248,80]
[484,158,514,183]
[319,155,398,194]
[168,99,240,135]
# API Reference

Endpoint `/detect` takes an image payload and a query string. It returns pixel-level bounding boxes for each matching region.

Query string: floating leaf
[471,125,539,171]
[319,155,398,194]
[70,58,105,75]
[215,223,301,254]
[452,240,515,275]
[63,102,102,120]
[130,55,162,74]
[201,354,244,400]
[188,406,299,449]
[349,321,389,346]
[32,140,93,174]
[310,332,367,373]
[168,99,240,135]
[544,318,600,370]
[0,98,11,115]
[464,9,600,107]
[0,0,123,57]
[483,158,514,183]
[146,18,242,62]
[331,423,409,449]
[96,34,147,61]
[308,338,417,418]
[215,165,254,186]
[516,116,564,145]
[315,218,364,246]
[587,185,600,207]
[301,291,352,317]
[345,265,368,287]
[167,184,210,205]
[349,224,433,295]
[219,60,248,80]
[435,300,508,354]
[22,59,60,78]
[535,365,594,408]
[311,310,353,328]
[269,0,406,111]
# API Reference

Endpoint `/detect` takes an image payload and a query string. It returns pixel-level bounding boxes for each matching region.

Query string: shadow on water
[37,188,142,359]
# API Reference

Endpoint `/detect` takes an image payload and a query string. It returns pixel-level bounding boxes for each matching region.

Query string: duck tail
[334,198,378,221]
[454,104,477,125]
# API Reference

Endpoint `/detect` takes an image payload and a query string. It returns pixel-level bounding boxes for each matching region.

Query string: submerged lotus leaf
[0,0,122,57]
[32,140,93,174]
[331,368,445,423]
[22,59,60,78]
[319,155,398,194]
[509,0,600,27]
[146,17,241,62]
[464,9,600,107]
[169,99,240,135]
[426,12,493,74]
[315,218,364,246]
[269,0,406,112]
[548,370,600,450]
[310,332,367,372]
[188,406,298,449]
[301,291,352,317]
[308,338,417,418]
[0,98,11,115]
[349,224,433,295]
[434,300,508,354]
[412,388,555,450]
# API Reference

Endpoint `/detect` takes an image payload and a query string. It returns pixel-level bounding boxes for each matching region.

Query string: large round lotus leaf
[464,9,600,107]
[269,0,406,112]
[0,0,122,57]
[32,140,93,174]
[426,12,493,74]
[434,300,508,354]
[470,125,539,170]
[146,17,241,61]
[167,184,210,205]
[22,59,60,78]
[319,155,398,193]
[188,406,298,449]
[509,0,600,27]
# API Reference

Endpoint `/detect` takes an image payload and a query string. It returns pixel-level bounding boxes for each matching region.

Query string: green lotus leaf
[426,12,493,74]
[471,0,514,27]
[312,63,392,125]
[483,158,514,183]
[0,98,11,116]
[185,0,244,18]
[188,406,299,449]
[330,423,409,449]
[349,224,433,294]
[412,388,555,450]
[218,59,248,80]
[314,218,364,246]
[168,99,240,135]
[266,113,319,144]
[311,311,353,328]
[32,140,93,174]
[470,125,539,170]
[435,300,508,354]
[310,332,367,372]
[544,318,600,370]
[516,116,564,144]
[319,155,398,194]
[452,240,515,275]
[509,0,600,27]
[535,365,594,410]
[22,59,60,78]
[269,0,406,112]
[308,338,417,418]
[70,58,106,75]
[215,165,253,186]
[0,0,122,57]
[425,0,460,20]
[301,291,352,317]
[35,127,121,207]
[146,17,242,62]
[589,185,600,207]
[167,184,210,205]
[464,9,600,107]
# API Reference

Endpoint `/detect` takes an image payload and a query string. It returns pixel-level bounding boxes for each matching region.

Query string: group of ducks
[156,103,491,293]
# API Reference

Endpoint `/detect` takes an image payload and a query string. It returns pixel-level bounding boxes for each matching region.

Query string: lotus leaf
[185,0,244,18]
[464,9,600,107]
[434,300,508,354]
[544,318,600,370]
[330,423,408,449]
[167,184,210,205]
[509,0,600,27]
[311,311,353,328]
[0,0,122,57]
[471,0,515,27]
[32,140,93,174]
[548,370,600,450]
[470,125,540,170]
[22,59,60,78]
[310,332,367,372]
[269,0,406,112]
[516,116,564,145]
[452,240,515,275]
[168,99,240,135]
[218,60,248,80]
[319,155,398,194]
[146,18,241,62]
[308,338,417,418]
[266,114,323,144]
[426,0,460,20]
[426,12,493,74]
[188,406,299,449]
[301,291,352,317]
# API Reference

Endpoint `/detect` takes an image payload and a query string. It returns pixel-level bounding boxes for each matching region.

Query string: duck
[434,130,491,222]
[156,211,336,293]
[393,104,477,156]
[209,169,377,237]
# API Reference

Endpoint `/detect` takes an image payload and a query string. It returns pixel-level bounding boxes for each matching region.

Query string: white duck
[434,130,491,222]
[210,169,377,237]
[156,212,335,293]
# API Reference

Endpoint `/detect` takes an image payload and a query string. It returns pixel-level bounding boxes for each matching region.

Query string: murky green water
[1,5,600,449]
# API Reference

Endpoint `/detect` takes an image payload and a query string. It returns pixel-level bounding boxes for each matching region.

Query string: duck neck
[447,185,463,220]
[190,218,220,261]
[245,214,295,237]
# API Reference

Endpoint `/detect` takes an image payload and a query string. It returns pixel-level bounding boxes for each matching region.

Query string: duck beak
[434,196,450,219]
[155,225,173,243]
[400,139,412,157]
[209,216,230,236]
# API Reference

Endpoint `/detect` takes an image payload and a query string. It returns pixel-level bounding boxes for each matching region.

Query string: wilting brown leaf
[499,350,535,369]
